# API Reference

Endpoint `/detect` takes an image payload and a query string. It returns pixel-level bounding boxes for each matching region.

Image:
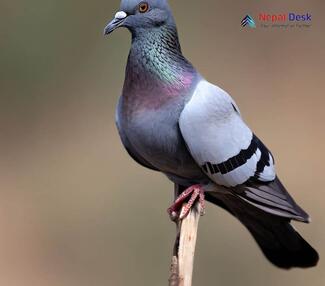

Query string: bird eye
[139,2,149,13]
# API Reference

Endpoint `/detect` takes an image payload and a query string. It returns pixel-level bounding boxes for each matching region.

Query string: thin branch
[169,185,201,286]
[178,202,201,286]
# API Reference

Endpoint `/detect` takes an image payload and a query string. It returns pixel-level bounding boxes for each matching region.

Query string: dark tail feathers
[206,193,319,269]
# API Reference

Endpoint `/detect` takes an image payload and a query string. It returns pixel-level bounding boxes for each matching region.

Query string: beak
[104,11,128,35]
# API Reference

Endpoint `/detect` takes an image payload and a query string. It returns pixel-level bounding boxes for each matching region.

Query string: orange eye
[139,2,149,13]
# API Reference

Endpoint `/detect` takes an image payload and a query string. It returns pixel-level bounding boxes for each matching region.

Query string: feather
[179,80,276,187]
[205,191,318,268]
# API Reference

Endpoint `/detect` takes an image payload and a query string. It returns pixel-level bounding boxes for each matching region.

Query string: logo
[241,15,256,28]
[259,13,312,22]
[241,13,312,29]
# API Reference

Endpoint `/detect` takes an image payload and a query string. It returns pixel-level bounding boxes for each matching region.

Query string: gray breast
[116,97,205,183]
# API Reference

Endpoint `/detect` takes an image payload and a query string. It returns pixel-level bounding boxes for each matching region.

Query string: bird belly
[118,104,205,182]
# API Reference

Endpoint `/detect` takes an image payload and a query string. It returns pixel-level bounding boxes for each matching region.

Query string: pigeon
[104,0,319,269]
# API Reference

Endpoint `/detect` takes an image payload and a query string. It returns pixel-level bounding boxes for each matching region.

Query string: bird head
[104,0,174,36]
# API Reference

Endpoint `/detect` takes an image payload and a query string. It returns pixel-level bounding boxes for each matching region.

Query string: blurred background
[0,0,324,285]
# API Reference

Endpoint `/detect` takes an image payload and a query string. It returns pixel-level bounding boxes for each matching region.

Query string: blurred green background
[0,0,324,285]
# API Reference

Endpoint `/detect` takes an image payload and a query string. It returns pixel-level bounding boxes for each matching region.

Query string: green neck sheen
[127,25,194,86]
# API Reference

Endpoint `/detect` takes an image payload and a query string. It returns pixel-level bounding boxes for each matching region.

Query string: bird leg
[168,184,205,220]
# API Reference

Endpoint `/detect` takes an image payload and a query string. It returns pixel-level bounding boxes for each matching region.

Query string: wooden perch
[169,187,201,286]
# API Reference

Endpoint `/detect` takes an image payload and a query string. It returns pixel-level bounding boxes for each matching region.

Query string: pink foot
[168,184,205,220]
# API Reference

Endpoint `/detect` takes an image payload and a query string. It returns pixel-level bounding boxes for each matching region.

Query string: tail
[205,192,319,269]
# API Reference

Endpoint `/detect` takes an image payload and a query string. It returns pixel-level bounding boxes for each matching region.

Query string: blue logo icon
[241,15,256,28]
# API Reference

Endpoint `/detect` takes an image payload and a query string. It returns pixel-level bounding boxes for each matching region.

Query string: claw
[168,185,205,220]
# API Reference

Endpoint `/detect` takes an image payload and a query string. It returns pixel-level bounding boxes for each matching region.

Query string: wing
[179,80,309,222]
[179,80,275,187]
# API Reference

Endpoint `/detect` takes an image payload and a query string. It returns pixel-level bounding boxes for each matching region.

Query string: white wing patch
[179,80,276,187]
[257,153,276,182]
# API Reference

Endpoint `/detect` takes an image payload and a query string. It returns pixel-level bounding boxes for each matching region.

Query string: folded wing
[179,80,309,222]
